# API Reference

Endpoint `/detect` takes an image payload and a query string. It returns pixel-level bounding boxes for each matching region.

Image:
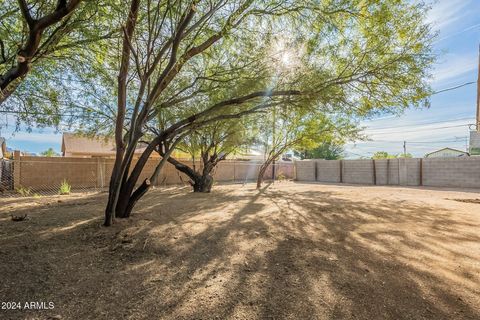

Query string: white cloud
[426,0,471,32]
[431,53,477,86]
[6,131,62,144]
[345,118,475,158]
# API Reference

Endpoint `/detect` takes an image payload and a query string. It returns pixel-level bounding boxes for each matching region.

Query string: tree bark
[104,0,140,226]
[114,136,162,218]
[165,155,217,193]
[256,162,270,189]
[256,155,279,189]
[192,174,214,193]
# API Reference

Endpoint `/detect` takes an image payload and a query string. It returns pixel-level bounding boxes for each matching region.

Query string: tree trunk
[104,155,124,226]
[121,178,151,219]
[256,164,268,189]
[114,136,162,218]
[192,174,213,192]
[103,0,141,226]
[256,159,274,189]
[166,155,217,193]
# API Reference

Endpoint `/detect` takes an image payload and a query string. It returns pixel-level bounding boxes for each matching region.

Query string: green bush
[59,179,71,195]
[276,172,286,181]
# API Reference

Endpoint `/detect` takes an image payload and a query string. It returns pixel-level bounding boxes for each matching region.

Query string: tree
[399,153,413,159]
[0,0,83,104]
[372,151,397,159]
[296,142,344,160]
[40,147,58,157]
[0,0,118,128]
[162,119,255,193]
[97,0,434,225]
[255,109,360,188]
[372,151,413,159]
[103,1,316,225]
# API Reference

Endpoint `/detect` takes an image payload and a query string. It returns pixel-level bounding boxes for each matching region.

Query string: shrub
[16,186,32,197]
[276,172,286,181]
[59,179,71,195]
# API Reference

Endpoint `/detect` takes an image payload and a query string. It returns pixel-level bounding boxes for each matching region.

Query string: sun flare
[269,37,303,73]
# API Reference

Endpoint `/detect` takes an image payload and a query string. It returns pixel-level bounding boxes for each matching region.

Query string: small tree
[372,151,397,159]
[296,142,344,160]
[256,109,360,189]
[40,148,59,157]
[372,152,413,159]
[162,120,254,193]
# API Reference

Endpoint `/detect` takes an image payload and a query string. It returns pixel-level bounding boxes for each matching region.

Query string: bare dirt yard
[1,182,479,320]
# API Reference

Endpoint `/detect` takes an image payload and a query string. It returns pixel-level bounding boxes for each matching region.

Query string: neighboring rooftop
[424,147,469,158]
[61,133,147,157]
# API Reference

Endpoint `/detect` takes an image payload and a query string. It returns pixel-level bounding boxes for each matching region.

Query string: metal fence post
[13,150,21,190]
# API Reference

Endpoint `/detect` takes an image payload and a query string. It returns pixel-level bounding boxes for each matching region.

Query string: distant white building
[424,147,469,158]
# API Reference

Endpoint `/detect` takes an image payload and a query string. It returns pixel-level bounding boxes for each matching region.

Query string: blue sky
[345,0,480,158]
[1,0,480,157]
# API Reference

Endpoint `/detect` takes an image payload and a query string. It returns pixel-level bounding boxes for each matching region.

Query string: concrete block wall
[342,160,374,185]
[294,160,316,181]
[423,157,480,188]
[295,157,480,189]
[406,159,421,186]
[315,160,341,182]
[373,159,389,185]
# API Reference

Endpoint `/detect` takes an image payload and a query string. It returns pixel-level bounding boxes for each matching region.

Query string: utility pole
[403,141,406,158]
[477,44,480,131]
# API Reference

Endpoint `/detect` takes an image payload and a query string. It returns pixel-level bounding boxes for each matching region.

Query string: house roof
[424,147,469,157]
[61,133,147,156]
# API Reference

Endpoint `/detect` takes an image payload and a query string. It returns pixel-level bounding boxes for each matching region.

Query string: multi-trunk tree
[101,0,435,226]
[254,108,361,188]
[160,119,255,193]
[0,1,436,227]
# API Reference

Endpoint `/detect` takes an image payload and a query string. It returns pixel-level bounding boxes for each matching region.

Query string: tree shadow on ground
[0,183,479,320]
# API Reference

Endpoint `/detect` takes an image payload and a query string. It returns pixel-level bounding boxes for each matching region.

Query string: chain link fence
[0,157,295,199]
[0,158,105,198]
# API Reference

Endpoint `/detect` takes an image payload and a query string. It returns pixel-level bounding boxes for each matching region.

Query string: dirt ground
[1,182,479,320]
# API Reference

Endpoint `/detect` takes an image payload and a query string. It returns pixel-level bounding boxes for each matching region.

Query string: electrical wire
[367,123,473,135]
[365,117,475,131]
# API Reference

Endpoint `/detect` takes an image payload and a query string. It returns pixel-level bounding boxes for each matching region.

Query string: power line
[368,138,468,144]
[432,81,477,95]
[365,117,475,131]
[367,123,472,135]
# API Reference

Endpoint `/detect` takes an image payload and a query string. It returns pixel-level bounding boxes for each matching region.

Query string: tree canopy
[0,0,118,127]
[372,151,413,159]
[40,147,59,157]
[0,0,436,225]
[296,142,345,160]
